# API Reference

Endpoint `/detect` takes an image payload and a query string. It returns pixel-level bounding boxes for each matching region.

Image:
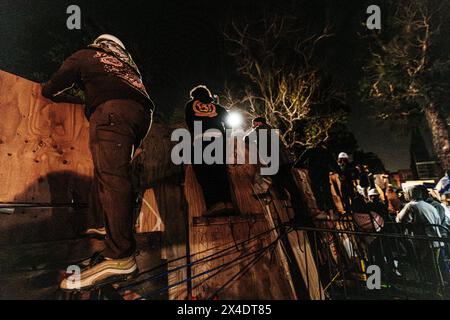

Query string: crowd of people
[298,146,450,287]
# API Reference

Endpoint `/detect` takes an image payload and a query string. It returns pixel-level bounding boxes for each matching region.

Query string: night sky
[0,0,418,171]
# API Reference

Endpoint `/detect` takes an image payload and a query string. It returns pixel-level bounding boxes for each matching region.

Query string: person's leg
[61,100,151,290]
[341,182,352,214]
[434,247,445,286]
[192,138,233,214]
[210,163,232,203]
[86,170,105,230]
[193,163,232,206]
[89,108,134,258]
[95,101,151,259]
[193,163,214,208]
[85,121,106,235]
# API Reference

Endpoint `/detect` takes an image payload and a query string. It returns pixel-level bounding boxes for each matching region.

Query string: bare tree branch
[224,14,345,155]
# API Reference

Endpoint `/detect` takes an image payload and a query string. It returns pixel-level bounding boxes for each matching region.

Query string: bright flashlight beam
[227,112,243,128]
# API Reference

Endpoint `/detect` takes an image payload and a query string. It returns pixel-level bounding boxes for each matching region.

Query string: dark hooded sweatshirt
[42,48,154,118]
[184,98,229,134]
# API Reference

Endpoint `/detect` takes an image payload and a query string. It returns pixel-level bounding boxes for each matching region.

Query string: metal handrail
[311,217,450,239]
[295,220,450,300]
[296,224,450,243]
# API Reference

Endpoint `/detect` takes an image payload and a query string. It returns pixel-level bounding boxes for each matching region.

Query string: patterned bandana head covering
[88,39,142,77]
[94,34,126,49]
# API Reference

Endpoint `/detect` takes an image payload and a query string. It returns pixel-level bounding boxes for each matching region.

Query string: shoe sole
[60,268,139,292]
[85,231,107,237]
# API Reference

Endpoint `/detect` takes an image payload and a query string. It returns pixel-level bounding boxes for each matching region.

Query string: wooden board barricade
[183,144,324,300]
[0,70,92,204]
[0,70,163,240]
[0,70,93,244]
[185,163,296,300]
[136,122,188,299]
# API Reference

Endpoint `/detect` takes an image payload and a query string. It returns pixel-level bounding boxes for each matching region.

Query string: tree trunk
[424,104,450,171]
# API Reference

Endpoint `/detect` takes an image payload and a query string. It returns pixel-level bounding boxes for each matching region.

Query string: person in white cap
[94,34,126,50]
[42,34,155,290]
[368,188,379,197]
[367,188,388,219]
[365,187,402,278]
[338,152,349,161]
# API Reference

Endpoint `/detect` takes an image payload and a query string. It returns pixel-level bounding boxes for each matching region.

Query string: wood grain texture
[0,70,93,245]
[0,70,164,242]
[185,163,295,299]
[0,70,168,299]
[139,124,322,299]
[136,188,165,233]
[183,145,324,299]
[137,122,188,299]
[329,173,346,214]
[293,169,340,266]
[266,168,324,300]
[0,70,92,204]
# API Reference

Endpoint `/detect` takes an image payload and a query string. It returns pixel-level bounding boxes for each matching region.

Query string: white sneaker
[60,254,138,291]
[85,227,107,236]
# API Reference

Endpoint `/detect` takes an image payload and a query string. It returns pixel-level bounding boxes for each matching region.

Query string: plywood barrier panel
[0,70,92,204]
[136,188,164,233]
[185,162,296,300]
[137,122,187,299]
[0,70,170,245]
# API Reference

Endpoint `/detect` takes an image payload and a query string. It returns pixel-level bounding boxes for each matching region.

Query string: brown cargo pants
[87,99,152,259]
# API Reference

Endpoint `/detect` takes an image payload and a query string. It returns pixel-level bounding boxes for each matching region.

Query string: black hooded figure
[185,85,234,216]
